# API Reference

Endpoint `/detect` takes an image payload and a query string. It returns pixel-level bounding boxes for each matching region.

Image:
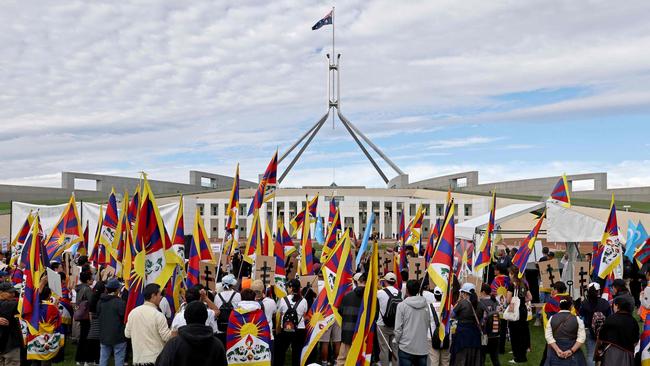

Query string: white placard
[46,268,62,298]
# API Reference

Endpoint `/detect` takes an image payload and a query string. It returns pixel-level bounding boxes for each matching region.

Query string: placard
[285,254,298,280]
[299,275,319,293]
[572,261,591,298]
[100,266,116,282]
[465,275,483,293]
[538,261,561,289]
[408,257,426,282]
[379,250,395,277]
[46,268,63,297]
[254,255,276,287]
[200,261,218,291]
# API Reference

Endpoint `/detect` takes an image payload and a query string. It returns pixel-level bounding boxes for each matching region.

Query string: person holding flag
[505,267,532,364]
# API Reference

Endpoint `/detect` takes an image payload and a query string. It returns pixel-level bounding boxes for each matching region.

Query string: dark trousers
[397,350,428,366]
[498,319,507,353]
[75,320,92,362]
[274,329,306,366]
[508,319,530,363]
[481,337,500,366]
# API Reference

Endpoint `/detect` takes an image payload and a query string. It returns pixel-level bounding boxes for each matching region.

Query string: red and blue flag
[512,211,546,277]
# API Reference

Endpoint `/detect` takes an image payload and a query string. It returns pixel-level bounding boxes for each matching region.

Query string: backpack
[591,311,606,337]
[217,292,237,331]
[429,303,450,349]
[282,297,302,332]
[381,288,402,328]
[481,300,500,336]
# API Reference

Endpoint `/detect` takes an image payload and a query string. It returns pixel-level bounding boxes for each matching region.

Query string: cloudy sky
[1,1,649,189]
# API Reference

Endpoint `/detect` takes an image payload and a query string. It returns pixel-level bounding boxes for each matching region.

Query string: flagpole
[331,6,336,130]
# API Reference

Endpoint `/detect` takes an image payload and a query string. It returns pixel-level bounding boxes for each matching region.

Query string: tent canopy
[456,202,546,240]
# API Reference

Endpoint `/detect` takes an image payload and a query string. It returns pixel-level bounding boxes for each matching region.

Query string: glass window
[464,204,472,217]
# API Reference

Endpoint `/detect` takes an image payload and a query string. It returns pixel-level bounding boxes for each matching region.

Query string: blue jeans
[585,333,596,366]
[100,342,127,366]
[398,349,427,366]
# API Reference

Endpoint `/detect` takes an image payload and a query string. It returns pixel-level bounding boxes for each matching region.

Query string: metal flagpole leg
[279,116,325,164]
[338,112,389,183]
[278,111,330,183]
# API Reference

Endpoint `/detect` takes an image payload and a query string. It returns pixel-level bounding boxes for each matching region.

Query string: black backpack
[480,300,500,337]
[281,297,302,332]
[429,304,450,349]
[217,292,237,331]
[381,288,402,328]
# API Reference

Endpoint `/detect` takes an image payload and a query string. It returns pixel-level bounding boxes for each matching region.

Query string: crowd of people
[0,243,648,366]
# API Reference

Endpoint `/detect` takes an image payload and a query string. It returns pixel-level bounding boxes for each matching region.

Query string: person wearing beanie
[97,278,127,366]
[377,272,400,366]
[155,301,227,366]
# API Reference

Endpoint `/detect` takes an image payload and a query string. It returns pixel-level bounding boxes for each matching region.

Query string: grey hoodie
[393,295,431,356]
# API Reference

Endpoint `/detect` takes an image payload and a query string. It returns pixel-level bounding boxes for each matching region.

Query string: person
[595,296,639,366]
[0,282,21,366]
[578,282,610,365]
[377,272,400,366]
[490,265,510,354]
[26,286,65,363]
[124,283,172,365]
[86,281,105,365]
[539,247,550,262]
[543,297,587,365]
[611,279,635,313]
[450,283,482,366]
[478,284,500,366]
[506,267,532,364]
[155,301,227,366]
[336,272,367,366]
[424,286,449,366]
[640,269,650,321]
[542,281,571,329]
[275,279,308,366]
[214,274,241,345]
[251,280,277,351]
[170,287,219,334]
[97,278,127,366]
[228,288,272,366]
[74,271,94,365]
[393,279,431,366]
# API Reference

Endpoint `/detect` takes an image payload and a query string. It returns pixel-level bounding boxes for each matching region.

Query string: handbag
[73,300,90,321]
[526,300,533,321]
[468,299,488,346]
[503,288,520,322]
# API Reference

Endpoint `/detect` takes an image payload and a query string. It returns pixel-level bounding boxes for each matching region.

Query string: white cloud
[0,1,649,189]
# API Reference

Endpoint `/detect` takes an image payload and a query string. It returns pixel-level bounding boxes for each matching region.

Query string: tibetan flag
[99,189,120,268]
[454,239,473,276]
[512,211,546,277]
[10,212,33,266]
[262,218,274,256]
[244,211,262,265]
[345,240,378,366]
[193,209,215,262]
[127,185,140,225]
[45,194,83,262]
[226,306,272,366]
[89,205,104,267]
[21,216,45,333]
[312,9,333,30]
[125,206,147,321]
[322,208,341,261]
[550,174,571,207]
[490,274,511,303]
[474,192,496,272]
[112,195,131,278]
[78,221,89,257]
[138,175,177,287]
[329,197,338,225]
[398,209,406,244]
[300,288,335,366]
[273,220,289,298]
[226,163,240,232]
[170,196,186,261]
[321,229,354,325]
[405,205,425,249]
[290,194,319,233]
[279,220,296,257]
[598,195,622,279]
[299,198,314,275]
[248,151,278,216]
[427,200,455,342]
[425,218,441,265]
[635,238,650,267]
[640,311,650,366]
[120,218,135,289]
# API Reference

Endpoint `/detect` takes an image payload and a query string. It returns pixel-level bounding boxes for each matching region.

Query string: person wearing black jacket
[155,301,226,366]
[97,278,127,366]
[0,282,21,366]
[597,296,639,366]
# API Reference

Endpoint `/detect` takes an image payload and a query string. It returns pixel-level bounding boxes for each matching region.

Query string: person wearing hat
[450,282,482,366]
[97,278,127,366]
[214,274,241,345]
[393,279,432,366]
[377,272,400,366]
[0,282,21,366]
[579,282,610,365]
[423,285,450,366]
[155,301,226,366]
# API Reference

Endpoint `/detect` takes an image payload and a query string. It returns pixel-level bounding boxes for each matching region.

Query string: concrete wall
[409,171,479,189]
[189,171,257,190]
[0,184,104,203]
[62,172,208,195]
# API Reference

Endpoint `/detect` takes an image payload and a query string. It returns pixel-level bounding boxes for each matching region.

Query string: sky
[1,1,650,189]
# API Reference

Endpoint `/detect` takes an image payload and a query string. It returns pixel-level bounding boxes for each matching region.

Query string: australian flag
[312,10,333,30]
